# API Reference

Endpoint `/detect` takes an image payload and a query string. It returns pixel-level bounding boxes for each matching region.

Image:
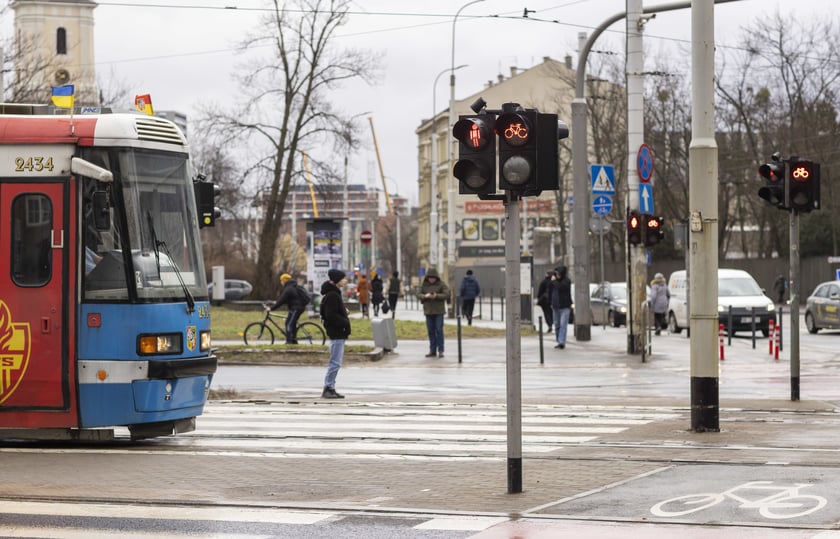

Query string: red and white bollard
[719,323,725,361]
[768,319,775,355]
[774,321,780,361]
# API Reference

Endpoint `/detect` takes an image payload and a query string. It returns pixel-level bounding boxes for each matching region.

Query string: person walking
[370,272,384,316]
[386,271,401,317]
[537,271,554,332]
[270,273,307,345]
[649,272,670,335]
[357,273,370,318]
[320,269,351,399]
[550,266,572,349]
[459,270,481,325]
[417,268,449,358]
[773,274,787,304]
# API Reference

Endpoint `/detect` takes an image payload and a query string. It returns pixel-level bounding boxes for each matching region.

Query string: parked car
[208,279,253,300]
[590,282,637,327]
[805,280,840,333]
[667,269,775,336]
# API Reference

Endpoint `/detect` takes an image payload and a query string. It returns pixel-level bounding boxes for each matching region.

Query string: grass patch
[208,306,518,341]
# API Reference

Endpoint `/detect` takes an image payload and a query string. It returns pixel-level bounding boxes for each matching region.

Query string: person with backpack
[270,273,307,345]
[386,271,401,317]
[459,270,481,325]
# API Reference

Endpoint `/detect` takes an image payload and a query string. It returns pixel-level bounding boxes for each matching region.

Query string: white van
[667,269,776,336]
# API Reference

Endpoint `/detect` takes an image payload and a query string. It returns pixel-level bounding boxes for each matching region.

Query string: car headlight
[766,303,776,312]
[138,333,182,355]
[619,306,627,313]
[718,305,726,313]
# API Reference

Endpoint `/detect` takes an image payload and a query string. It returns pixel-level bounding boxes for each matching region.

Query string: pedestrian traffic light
[526,113,570,197]
[644,214,665,246]
[495,108,537,193]
[627,210,642,245]
[453,114,496,198]
[757,157,787,210]
[194,179,220,228]
[788,158,820,213]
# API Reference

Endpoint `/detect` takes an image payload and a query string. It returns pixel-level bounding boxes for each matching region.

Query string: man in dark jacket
[386,271,401,317]
[550,266,573,349]
[270,273,306,344]
[320,269,351,399]
[536,271,554,332]
[459,270,481,325]
[417,268,450,358]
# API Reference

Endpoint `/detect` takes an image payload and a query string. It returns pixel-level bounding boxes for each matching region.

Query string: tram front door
[0,180,76,426]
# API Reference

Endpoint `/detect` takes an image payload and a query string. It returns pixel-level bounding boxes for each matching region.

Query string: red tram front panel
[0,180,78,427]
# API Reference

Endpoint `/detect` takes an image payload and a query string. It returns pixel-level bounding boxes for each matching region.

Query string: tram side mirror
[92,190,111,231]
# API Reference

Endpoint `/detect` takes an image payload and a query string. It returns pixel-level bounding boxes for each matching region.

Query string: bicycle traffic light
[757,158,787,210]
[453,114,496,198]
[627,210,642,245]
[644,215,665,246]
[495,109,537,192]
[788,158,820,213]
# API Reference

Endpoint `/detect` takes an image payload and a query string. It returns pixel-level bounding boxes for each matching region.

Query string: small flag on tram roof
[135,94,154,115]
[51,85,75,108]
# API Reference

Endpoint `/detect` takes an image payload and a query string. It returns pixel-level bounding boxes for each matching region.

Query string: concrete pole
[790,211,800,400]
[342,155,349,271]
[504,195,522,493]
[626,0,646,355]
[689,0,720,432]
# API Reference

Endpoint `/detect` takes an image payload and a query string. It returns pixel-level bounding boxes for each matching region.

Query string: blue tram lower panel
[77,364,212,428]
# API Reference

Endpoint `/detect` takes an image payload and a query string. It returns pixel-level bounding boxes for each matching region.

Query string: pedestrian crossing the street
[168,401,680,459]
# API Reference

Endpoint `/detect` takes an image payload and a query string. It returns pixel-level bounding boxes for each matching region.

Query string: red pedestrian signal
[757,159,787,210]
[627,211,642,245]
[453,114,496,198]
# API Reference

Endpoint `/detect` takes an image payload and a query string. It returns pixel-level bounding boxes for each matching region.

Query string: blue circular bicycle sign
[592,195,613,216]
[637,143,653,183]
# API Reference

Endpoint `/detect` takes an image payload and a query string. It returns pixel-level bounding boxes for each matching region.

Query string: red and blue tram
[0,107,217,440]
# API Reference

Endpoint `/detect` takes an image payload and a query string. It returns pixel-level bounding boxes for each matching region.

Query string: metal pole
[790,211,800,400]
[689,0,720,432]
[504,195,522,494]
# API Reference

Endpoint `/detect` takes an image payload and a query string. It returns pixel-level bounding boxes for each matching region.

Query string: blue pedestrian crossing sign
[592,195,612,216]
[590,164,616,195]
[639,183,654,214]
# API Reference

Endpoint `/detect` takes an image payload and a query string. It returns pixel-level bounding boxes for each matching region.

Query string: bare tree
[197,0,379,298]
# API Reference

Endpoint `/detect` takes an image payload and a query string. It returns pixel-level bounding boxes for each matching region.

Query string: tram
[0,105,218,440]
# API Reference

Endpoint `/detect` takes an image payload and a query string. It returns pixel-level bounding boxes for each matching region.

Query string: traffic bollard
[768,319,775,355]
[719,323,724,361]
[774,322,780,361]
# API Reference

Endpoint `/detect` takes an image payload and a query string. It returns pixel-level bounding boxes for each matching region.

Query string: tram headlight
[200,330,211,352]
[138,333,182,355]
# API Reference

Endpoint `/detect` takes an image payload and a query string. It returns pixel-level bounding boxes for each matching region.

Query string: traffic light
[757,158,787,209]
[627,210,642,245]
[452,114,496,198]
[644,214,665,246]
[194,180,221,228]
[495,109,537,192]
[788,158,820,213]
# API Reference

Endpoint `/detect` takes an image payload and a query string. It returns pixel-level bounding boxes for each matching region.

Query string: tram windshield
[83,148,207,302]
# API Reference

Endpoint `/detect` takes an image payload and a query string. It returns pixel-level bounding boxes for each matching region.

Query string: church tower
[10,0,98,106]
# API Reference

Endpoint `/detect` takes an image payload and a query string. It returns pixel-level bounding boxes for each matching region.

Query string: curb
[215,346,386,366]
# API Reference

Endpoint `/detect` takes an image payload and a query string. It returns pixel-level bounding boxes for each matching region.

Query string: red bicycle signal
[791,165,810,181]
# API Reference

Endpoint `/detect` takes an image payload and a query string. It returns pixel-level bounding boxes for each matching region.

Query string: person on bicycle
[321,269,351,399]
[269,273,307,345]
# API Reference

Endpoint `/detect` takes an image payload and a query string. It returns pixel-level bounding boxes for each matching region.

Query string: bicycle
[243,307,326,346]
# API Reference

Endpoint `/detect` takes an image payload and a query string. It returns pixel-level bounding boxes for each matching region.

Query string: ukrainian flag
[51,85,74,108]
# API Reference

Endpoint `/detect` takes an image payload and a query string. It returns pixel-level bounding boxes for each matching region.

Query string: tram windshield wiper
[146,211,195,314]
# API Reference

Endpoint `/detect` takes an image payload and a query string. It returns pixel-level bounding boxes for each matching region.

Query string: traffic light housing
[495,109,537,192]
[788,158,820,213]
[453,114,496,198]
[757,159,787,209]
[644,215,665,246]
[627,211,642,245]
[194,180,221,228]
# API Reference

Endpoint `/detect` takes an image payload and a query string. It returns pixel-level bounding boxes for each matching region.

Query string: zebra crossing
[167,401,681,458]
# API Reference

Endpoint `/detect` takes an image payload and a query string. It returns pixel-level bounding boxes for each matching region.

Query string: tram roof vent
[134,116,185,145]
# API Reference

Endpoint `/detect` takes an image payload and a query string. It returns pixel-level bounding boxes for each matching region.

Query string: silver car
[805,280,840,333]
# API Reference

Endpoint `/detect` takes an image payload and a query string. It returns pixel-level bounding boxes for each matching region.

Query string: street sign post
[592,194,613,216]
[639,183,654,214]
[360,230,372,243]
[637,144,653,183]
[590,164,616,195]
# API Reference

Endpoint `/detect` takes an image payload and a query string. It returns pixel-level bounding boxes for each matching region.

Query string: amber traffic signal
[788,158,820,213]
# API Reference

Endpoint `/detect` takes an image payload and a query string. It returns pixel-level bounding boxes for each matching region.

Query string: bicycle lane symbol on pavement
[540,464,838,526]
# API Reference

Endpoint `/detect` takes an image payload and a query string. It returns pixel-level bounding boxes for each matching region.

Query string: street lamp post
[431,65,466,272]
[448,0,483,293]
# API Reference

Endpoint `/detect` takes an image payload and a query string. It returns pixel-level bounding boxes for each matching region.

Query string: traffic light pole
[790,211,800,400]
[503,195,523,494]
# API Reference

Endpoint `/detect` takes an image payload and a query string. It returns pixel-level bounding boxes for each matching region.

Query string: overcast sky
[86,0,836,203]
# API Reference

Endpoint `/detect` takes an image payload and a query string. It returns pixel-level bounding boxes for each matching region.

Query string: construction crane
[368,116,401,276]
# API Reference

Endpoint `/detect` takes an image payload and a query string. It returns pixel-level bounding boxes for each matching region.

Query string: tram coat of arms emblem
[0,300,31,404]
[186,325,196,351]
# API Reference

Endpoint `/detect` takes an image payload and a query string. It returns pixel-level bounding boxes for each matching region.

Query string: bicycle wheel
[296,322,326,345]
[760,494,827,519]
[243,322,275,345]
[650,493,724,517]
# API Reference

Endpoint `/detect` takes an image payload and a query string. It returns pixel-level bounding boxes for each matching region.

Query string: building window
[56,28,67,55]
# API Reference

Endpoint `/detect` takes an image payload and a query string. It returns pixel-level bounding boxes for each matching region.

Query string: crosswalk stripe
[0,527,264,539]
